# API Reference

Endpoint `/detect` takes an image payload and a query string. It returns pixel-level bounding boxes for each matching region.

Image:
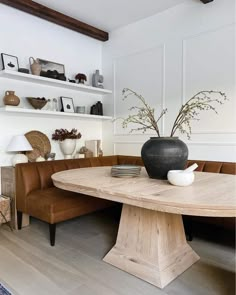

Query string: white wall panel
[113,46,165,135]
[183,25,236,133]
[103,0,236,162]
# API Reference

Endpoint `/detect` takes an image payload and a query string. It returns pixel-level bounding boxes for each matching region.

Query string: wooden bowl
[27,97,47,109]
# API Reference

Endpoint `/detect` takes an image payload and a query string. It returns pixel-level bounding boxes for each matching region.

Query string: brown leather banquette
[15,155,235,246]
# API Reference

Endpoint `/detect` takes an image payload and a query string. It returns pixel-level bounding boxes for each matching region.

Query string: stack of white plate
[111,165,141,178]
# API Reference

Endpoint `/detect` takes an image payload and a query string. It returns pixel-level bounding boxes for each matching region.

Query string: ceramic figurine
[92,70,104,88]
[3,91,20,106]
[29,57,41,76]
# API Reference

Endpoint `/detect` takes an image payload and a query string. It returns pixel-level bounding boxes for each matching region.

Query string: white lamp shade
[7,135,33,152]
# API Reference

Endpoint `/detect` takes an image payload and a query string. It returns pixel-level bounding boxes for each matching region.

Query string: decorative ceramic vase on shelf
[29,57,41,76]
[141,137,188,180]
[59,139,76,159]
[3,90,20,106]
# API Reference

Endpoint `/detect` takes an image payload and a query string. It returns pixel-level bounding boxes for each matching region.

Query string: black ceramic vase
[141,137,188,179]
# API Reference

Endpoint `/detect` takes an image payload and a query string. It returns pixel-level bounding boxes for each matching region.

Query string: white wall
[0,4,110,168]
[102,0,236,162]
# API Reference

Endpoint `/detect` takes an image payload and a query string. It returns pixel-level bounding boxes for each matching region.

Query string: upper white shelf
[0,70,112,95]
[0,106,112,120]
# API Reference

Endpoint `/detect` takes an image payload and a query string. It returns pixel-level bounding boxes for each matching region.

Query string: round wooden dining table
[52,166,236,289]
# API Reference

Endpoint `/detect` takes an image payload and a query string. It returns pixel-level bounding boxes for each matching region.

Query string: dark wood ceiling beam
[0,0,109,41]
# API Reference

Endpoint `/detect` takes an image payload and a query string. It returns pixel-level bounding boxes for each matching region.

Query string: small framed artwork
[1,53,19,71]
[60,97,75,113]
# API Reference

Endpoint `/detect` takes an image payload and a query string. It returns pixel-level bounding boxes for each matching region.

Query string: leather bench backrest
[187,160,236,175]
[15,156,119,211]
[16,155,236,212]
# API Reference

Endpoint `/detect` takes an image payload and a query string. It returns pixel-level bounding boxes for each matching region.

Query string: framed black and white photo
[60,97,75,113]
[38,58,65,74]
[1,53,19,71]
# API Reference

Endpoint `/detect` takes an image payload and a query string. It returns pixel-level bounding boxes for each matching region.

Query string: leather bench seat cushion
[27,187,112,224]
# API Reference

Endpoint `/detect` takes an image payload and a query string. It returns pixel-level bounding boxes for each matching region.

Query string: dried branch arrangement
[121,88,227,139]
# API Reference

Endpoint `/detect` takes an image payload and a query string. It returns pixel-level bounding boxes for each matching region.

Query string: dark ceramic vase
[141,137,188,179]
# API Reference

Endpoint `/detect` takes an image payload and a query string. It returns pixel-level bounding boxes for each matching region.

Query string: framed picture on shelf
[60,97,75,113]
[38,58,66,80]
[1,53,19,71]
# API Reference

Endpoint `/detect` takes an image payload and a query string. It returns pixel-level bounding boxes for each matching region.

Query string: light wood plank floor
[0,209,235,295]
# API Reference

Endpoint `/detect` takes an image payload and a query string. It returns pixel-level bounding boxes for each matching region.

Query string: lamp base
[12,154,28,167]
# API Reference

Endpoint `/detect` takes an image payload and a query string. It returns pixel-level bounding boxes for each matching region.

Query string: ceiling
[34,0,187,32]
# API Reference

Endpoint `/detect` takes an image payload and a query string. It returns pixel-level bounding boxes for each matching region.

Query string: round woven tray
[25,130,51,162]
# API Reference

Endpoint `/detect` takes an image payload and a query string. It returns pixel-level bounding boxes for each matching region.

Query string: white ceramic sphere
[167,170,195,186]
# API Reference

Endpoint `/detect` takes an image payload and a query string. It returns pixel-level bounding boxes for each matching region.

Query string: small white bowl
[167,170,195,186]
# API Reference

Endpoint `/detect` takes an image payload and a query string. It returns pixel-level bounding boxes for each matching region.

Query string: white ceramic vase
[59,139,76,159]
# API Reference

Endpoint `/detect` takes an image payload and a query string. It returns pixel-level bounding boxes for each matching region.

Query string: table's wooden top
[52,166,236,217]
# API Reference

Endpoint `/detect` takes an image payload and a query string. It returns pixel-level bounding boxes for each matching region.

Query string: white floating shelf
[0,106,113,120]
[0,70,112,95]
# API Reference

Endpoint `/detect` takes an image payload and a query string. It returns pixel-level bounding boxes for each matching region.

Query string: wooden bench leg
[183,216,193,241]
[49,224,56,246]
[17,211,23,230]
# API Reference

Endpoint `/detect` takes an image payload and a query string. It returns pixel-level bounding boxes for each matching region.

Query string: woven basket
[0,196,11,224]
[27,97,47,109]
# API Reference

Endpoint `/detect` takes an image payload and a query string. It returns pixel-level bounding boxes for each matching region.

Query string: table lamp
[6,135,33,166]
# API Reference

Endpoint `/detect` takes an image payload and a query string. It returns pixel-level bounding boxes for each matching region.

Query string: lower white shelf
[0,106,113,120]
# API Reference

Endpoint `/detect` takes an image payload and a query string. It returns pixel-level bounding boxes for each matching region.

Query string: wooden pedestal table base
[104,204,199,289]
[52,167,235,289]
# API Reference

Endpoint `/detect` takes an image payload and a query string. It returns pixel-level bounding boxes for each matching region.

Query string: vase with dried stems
[52,128,82,159]
[120,88,227,179]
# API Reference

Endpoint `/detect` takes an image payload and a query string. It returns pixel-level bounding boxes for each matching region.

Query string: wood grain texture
[52,167,236,217]
[1,166,29,229]
[0,213,235,295]
[52,166,235,288]
[104,204,199,288]
[0,0,109,41]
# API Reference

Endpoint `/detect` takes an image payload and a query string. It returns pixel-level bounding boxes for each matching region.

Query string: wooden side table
[1,166,29,230]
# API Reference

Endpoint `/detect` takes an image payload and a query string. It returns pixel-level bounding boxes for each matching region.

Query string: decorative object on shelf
[76,106,86,114]
[26,97,47,109]
[6,135,33,166]
[75,73,87,84]
[40,70,66,81]
[120,88,227,179]
[36,156,45,162]
[52,128,82,159]
[52,98,59,111]
[90,101,103,115]
[3,90,20,106]
[25,130,51,162]
[45,152,56,161]
[92,69,104,88]
[29,57,42,76]
[96,101,103,115]
[77,146,88,158]
[60,96,75,113]
[85,139,102,157]
[37,58,66,80]
[1,53,19,71]
[18,68,29,74]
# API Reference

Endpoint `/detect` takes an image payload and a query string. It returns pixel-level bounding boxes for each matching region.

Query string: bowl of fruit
[27,97,47,109]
